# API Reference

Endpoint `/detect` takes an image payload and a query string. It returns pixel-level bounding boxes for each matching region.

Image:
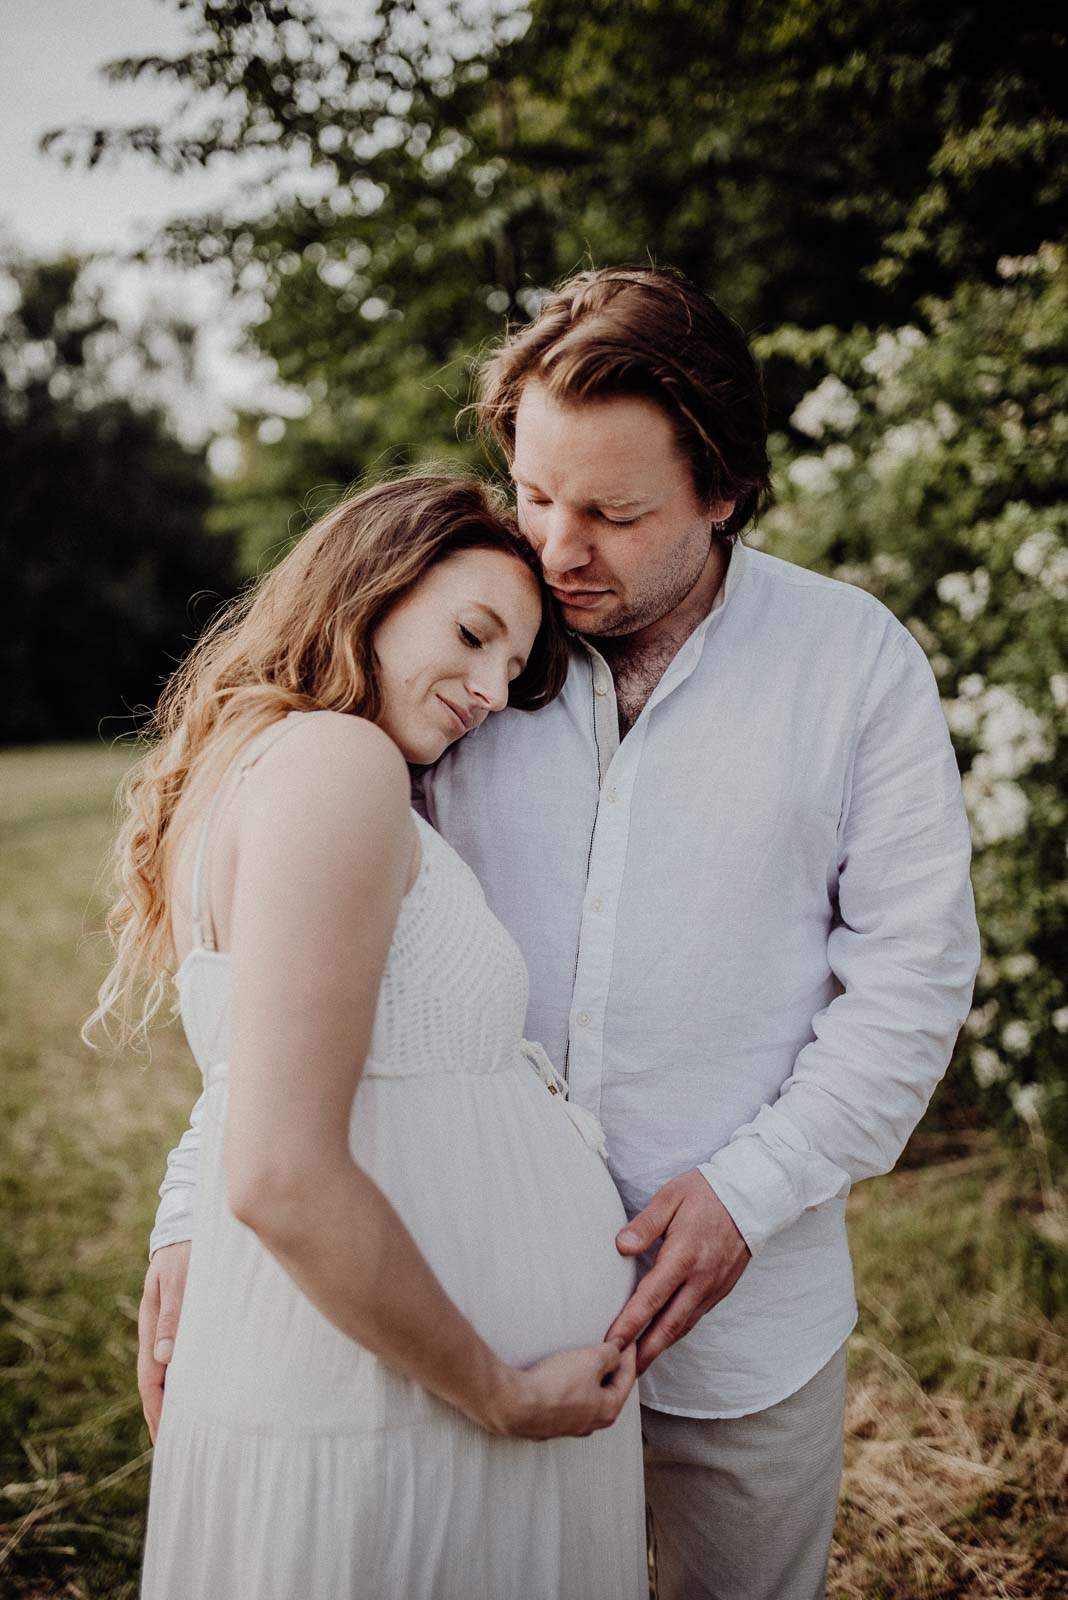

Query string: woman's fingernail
[155,1339,174,1361]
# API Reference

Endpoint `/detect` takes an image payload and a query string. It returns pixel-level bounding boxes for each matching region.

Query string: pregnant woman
[88,472,648,1599]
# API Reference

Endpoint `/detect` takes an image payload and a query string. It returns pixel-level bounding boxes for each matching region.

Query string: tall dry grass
[832,1140,1067,1598]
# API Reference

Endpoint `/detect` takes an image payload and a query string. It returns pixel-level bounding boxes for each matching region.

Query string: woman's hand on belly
[484,1339,638,1440]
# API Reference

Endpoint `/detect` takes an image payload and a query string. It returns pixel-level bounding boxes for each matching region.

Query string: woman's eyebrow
[469,601,507,633]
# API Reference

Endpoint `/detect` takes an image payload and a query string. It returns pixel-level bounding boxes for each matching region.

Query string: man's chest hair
[608,639,681,738]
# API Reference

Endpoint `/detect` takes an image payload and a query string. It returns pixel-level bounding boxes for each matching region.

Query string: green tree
[46,1,1067,561]
[0,258,239,742]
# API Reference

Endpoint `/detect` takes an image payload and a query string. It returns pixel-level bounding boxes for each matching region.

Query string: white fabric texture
[152,543,980,1419]
[141,728,648,1600]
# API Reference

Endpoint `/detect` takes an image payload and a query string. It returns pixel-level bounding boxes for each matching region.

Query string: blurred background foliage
[0,257,238,742]
[41,0,1068,558]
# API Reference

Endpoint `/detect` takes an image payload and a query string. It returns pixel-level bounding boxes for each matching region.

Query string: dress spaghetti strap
[189,711,310,953]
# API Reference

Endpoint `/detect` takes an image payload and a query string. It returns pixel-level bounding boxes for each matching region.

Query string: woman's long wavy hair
[87,469,568,1050]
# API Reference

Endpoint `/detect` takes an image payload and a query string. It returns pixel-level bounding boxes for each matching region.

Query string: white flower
[834,562,873,588]
[870,420,941,479]
[943,696,981,738]
[1013,529,1059,578]
[946,680,1052,776]
[1001,1020,1033,1056]
[972,686,1051,779]
[872,552,911,581]
[964,1000,998,1037]
[936,568,990,621]
[861,327,926,382]
[1052,1007,1068,1033]
[997,252,1041,280]
[1050,673,1068,710]
[1009,1082,1045,1127]
[791,376,861,440]
[1002,953,1038,980]
[823,443,856,472]
[787,455,837,495]
[931,402,959,441]
[1040,547,1068,600]
[962,772,1030,847]
[971,1045,1008,1088]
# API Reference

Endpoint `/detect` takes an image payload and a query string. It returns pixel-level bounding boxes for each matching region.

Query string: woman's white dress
[140,716,648,1599]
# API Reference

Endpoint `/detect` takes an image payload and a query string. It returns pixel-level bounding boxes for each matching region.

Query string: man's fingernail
[154,1340,174,1361]
[617,1229,640,1248]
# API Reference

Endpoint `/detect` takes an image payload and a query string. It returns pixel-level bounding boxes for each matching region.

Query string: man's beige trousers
[642,1340,848,1600]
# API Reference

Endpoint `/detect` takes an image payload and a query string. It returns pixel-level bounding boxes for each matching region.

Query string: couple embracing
[93,266,980,1600]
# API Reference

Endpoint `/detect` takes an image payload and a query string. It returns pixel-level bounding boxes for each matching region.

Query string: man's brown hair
[474,266,771,537]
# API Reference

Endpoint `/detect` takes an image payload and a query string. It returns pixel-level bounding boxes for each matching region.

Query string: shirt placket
[563,553,739,1116]
[566,632,707,1117]
[567,654,640,1117]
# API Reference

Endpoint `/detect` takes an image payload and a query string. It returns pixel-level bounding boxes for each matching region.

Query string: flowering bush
[753,244,1068,1141]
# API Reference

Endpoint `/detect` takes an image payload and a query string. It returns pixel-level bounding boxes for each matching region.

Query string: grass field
[1,744,1065,1598]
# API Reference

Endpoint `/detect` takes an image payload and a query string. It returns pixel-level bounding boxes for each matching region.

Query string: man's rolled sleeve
[700,629,981,1256]
[148,1092,205,1259]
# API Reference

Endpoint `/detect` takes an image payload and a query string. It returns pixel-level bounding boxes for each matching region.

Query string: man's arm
[609,627,981,1371]
[149,1091,204,1257]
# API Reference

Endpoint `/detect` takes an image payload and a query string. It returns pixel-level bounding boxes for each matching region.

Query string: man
[141,267,980,1599]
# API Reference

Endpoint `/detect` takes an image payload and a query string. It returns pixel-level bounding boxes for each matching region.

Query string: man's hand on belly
[605,1171,751,1376]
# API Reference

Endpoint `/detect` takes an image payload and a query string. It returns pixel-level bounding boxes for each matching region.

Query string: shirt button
[576,1010,591,1026]
[590,896,604,913]
[605,786,619,803]
[594,679,609,697]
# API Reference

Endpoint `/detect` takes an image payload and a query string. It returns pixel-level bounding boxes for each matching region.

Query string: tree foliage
[45,0,1068,561]
[0,259,239,741]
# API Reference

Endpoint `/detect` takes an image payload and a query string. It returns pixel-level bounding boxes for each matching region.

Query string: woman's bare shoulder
[242,712,411,838]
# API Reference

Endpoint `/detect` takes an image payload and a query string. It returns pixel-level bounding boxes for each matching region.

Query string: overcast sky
[0,0,255,254]
[0,0,297,438]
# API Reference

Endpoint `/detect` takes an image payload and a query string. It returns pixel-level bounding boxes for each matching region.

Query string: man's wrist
[148,1229,193,1263]
[696,1148,784,1258]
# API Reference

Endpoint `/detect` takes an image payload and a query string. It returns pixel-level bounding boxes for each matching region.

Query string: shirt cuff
[698,1127,850,1257]
[149,1191,195,1261]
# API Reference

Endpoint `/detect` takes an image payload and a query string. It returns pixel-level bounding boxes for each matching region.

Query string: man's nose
[536,506,592,575]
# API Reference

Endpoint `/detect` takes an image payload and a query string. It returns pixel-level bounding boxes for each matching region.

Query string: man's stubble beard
[572,526,720,643]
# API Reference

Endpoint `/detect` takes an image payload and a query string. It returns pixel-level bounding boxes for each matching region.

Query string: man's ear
[708,498,736,527]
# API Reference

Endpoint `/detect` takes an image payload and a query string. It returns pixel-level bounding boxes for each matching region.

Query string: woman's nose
[469,661,511,715]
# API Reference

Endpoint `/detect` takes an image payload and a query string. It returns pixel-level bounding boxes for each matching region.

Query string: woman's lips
[437,695,470,735]
[550,587,610,609]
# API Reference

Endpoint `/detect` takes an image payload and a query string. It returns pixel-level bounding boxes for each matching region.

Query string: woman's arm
[223,712,632,1440]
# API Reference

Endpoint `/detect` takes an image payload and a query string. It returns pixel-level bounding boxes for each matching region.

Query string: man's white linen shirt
[151,543,980,1418]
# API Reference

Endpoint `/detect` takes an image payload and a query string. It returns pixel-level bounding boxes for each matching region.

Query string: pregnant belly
[165,1064,637,1434]
[352,1065,638,1369]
